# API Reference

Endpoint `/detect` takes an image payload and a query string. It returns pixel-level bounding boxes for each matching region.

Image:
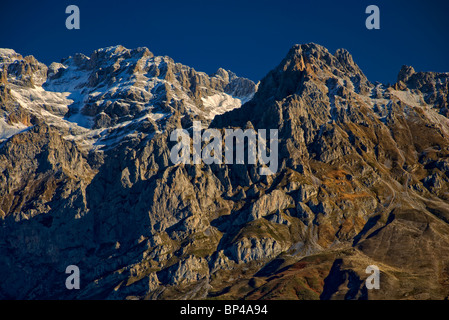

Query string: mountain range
[1,43,449,300]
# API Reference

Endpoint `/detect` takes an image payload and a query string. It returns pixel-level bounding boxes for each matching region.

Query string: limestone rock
[1,43,449,300]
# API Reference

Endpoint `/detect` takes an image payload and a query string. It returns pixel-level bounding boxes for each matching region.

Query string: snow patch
[0,118,29,141]
[390,90,428,108]
[0,48,17,58]
[201,93,243,119]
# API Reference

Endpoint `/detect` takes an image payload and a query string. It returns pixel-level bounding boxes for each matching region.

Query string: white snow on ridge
[201,93,245,119]
[389,89,449,138]
[1,45,257,149]
[390,89,428,109]
[0,48,20,69]
[10,86,72,117]
[0,118,29,141]
[0,48,17,56]
[149,112,170,121]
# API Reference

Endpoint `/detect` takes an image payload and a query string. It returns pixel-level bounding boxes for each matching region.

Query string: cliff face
[1,43,449,300]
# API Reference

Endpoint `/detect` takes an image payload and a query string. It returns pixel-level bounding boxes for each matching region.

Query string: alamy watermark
[169,121,279,175]
[366,5,380,30]
[365,265,380,290]
[65,4,380,31]
[65,265,80,290]
[65,5,80,30]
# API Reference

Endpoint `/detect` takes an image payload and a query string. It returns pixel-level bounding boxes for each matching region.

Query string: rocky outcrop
[0,43,449,300]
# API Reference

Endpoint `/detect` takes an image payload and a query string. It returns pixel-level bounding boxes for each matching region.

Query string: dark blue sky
[1,0,448,84]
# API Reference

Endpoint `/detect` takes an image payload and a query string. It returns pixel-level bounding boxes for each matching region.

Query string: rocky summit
[1,43,449,300]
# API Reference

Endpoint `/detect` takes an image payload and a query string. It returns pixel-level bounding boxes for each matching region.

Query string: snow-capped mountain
[1,45,256,150]
[1,43,449,300]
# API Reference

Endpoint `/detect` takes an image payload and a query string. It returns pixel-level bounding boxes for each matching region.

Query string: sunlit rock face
[0,43,449,300]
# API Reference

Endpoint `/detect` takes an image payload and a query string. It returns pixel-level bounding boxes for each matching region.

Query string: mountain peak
[283,44,368,81]
[1,45,256,148]
[0,48,19,60]
[287,43,329,56]
[2,42,449,300]
[397,65,416,83]
[211,43,373,130]
[249,43,371,106]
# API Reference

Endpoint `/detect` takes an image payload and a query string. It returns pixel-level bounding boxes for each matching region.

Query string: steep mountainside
[1,43,449,300]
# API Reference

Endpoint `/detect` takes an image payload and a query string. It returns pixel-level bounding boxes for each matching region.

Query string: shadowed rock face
[1,43,449,300]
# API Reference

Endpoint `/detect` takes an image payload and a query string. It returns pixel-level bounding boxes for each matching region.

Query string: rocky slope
[0,43,449,300]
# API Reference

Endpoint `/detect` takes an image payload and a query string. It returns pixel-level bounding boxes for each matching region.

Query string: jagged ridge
[0,43,449,300]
